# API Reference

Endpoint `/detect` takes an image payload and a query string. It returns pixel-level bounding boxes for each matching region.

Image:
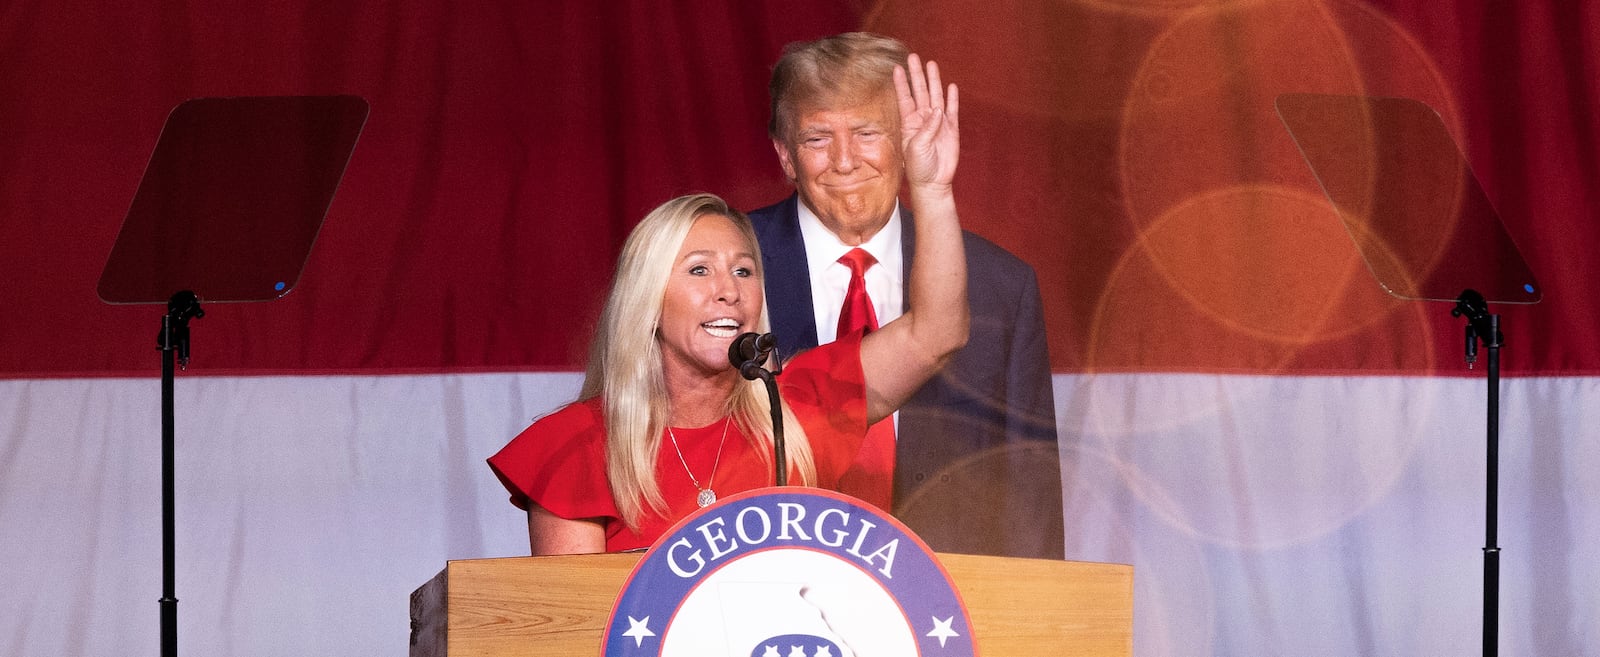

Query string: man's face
[773,93,902,244]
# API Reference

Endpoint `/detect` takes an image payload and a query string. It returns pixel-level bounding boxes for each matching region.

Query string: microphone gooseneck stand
[1451,289,1501,657]
[730,333,786,486]
[158,290,203,657]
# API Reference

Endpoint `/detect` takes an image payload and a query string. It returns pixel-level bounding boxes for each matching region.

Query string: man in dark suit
[749,32,1064,559]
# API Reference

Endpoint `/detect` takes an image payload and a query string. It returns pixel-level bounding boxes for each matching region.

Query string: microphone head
[729,332,761,368]
[739,360,768,381]
[754,332,776,354]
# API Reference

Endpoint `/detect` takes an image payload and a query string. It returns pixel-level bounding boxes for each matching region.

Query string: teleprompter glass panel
[1276,93,1539,304]
[99,95,368,304]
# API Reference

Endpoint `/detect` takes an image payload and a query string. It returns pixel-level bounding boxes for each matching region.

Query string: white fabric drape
[2,373,1596,656]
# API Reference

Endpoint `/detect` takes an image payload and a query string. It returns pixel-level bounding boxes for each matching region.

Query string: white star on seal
[760,646,780,657]
[621,616,655,647]
[927,616,960,647]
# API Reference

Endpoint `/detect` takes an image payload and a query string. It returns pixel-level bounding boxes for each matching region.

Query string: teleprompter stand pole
[157,290,203,657]
[1451,289,1501,657]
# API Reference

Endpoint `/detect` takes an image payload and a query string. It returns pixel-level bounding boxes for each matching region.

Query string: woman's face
[658,214,764,380]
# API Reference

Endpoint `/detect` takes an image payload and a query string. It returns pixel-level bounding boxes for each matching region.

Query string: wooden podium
[409,552,1131,657]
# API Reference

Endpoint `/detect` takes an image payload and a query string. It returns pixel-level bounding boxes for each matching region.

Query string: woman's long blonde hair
[580,193,815,530]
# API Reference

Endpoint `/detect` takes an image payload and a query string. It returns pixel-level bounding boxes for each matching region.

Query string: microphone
[728,331,787,486]
[728,332,758,364]
[728,332,776,380]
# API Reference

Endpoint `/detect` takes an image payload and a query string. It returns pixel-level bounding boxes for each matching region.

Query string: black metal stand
[1451,289,1501,657]
[731,332,786,486]
[157,291,203,657]
[1276,94,1538,657]
[753,368,786,487]
[95,96,366,657]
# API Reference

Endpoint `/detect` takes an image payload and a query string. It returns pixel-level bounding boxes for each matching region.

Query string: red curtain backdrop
[2,0,1594,379]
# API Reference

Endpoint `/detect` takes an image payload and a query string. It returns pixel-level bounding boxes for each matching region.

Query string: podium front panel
[410,553,1131,657]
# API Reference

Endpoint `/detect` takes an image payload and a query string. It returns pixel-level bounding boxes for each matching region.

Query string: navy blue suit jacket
[749,195,1064,559]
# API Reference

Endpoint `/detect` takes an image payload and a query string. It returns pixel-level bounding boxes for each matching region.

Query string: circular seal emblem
[602,488,976,657]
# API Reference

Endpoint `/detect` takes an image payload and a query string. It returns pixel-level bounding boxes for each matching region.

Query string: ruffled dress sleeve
[486,398,621,523]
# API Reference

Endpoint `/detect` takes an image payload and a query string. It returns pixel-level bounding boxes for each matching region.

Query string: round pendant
[696,488,717,508]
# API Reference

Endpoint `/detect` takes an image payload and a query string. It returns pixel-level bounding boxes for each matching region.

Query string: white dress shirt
[796,200,906,344]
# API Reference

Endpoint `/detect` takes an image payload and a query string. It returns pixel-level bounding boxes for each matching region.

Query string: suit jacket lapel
[757,195,822,358]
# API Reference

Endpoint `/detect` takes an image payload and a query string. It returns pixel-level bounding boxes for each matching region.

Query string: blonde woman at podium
[489,56,967,555]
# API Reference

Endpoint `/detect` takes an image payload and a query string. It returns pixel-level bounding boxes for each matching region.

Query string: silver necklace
[666,416,731,507]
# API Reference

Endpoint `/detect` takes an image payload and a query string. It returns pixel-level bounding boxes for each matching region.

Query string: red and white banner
[2,2,1595,656]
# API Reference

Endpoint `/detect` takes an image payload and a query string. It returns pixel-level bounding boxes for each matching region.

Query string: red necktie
[836,248,880,336]
[834,248,896,511]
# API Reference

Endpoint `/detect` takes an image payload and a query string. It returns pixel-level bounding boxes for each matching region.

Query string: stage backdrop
[2,1,1596,656]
